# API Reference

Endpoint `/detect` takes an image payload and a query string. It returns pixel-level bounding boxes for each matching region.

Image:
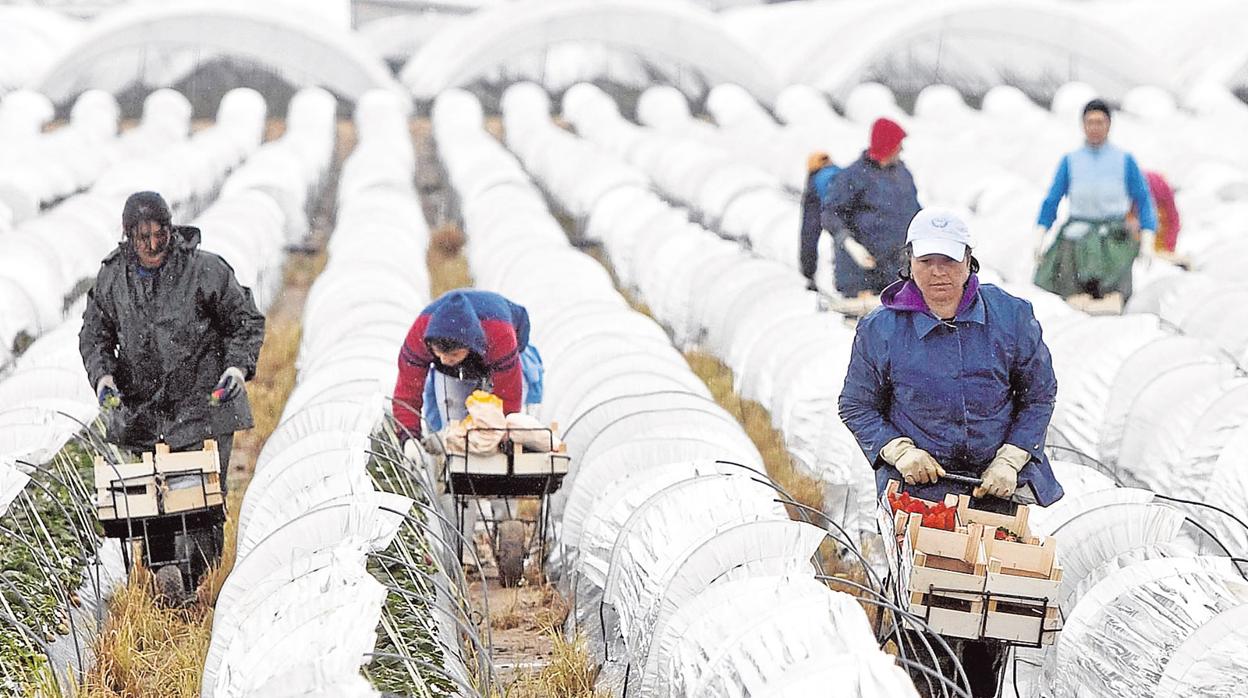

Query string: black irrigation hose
[843,592,974,698]
[1155,493,1248,542]
[775,496,886,595]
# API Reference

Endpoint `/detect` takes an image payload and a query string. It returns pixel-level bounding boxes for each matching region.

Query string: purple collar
[881,274,981,319]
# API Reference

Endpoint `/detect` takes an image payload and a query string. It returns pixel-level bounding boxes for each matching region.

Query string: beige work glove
[881,437,945,485]
[974,444,1030,499]
[842,236,877,270]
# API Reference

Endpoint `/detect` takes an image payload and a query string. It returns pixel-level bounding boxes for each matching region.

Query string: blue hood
[423,292,488,356]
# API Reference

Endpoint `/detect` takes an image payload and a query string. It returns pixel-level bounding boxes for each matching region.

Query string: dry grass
[75,568,212,698]
[499,632,609,698]
[489,585,567,633]
[428,222,473,295]
[683,351,825,513]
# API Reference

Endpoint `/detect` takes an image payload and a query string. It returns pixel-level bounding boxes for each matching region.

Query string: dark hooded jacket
[79,225,265,450]
[820,152,920,295]
[392,289,530,437]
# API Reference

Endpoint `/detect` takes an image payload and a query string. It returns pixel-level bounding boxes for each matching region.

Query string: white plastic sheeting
[203,88,430,698]
[721,0,1169,102]
[401,0,780,104]
[1046,557,1248,697]
[37,1,404,104]
[436,85,914,696]
[0,90,119,231]
[0,7,82,94]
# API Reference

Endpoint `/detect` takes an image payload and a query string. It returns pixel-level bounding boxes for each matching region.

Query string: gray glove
[96,375,121,408]
[211,367,246,404]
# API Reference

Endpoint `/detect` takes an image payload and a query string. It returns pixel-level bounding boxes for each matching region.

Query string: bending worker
[391,288,543,447]
[1034,98,1157,302]
[79,191,265,583]
[820,117,920,298]
[839,208,1063,697]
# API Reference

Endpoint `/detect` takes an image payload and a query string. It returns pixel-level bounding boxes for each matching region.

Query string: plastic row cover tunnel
[202,90,482,698]
[432,86,917,697]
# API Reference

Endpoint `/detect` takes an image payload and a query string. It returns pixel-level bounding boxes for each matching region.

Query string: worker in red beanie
[820,117,921,300]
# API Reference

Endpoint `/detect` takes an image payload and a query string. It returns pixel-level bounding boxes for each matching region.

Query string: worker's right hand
[881,437,946,485]
[1033,224,1051,262]
[842,237,877,270]
[96,375,121,408]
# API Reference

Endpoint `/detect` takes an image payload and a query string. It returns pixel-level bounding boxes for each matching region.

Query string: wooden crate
[512,444,570,476]
[984,559,1062,607]
[448,444,569,477]
[446,452,510,476]
[910,592,1060,646]
[95,441,223,521]
[954,494,1056,577]
[881,481,1063,646]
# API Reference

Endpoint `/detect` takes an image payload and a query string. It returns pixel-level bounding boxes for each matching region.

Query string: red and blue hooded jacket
[392,289,530,436]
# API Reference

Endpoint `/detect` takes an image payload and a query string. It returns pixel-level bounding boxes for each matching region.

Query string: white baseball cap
[906,208,973,260]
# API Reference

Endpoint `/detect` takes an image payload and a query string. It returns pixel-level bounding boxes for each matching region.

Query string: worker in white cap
[839,207,1064,696]
[840,207,1063,510]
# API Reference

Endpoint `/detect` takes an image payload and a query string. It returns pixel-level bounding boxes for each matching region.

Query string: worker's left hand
[973,444,1030,499]
[211,367,246,403]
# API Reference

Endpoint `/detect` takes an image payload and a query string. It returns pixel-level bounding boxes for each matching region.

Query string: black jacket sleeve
[204,255,265,379]
[79,273,118,392]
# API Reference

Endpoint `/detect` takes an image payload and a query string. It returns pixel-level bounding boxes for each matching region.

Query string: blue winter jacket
[838,276,1064,506]
[820,152,920,294]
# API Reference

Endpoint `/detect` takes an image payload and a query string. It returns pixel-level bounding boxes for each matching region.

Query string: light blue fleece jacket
[1037,142,1157,232]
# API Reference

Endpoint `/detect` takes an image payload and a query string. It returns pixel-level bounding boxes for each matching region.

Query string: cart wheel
[153,565,185,605]
[496,520,526,588]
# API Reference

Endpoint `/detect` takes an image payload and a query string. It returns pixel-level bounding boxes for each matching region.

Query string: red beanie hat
[868,118,906,163]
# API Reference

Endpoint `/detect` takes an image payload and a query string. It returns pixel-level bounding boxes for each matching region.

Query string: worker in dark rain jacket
[799,151,841,290]
[392,289,543,444]
[820,117,921,297]
[839,208,1063,697]
[79,191,265,586]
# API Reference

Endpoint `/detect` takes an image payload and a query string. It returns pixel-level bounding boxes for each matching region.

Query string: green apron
[1034,218,1139,299]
